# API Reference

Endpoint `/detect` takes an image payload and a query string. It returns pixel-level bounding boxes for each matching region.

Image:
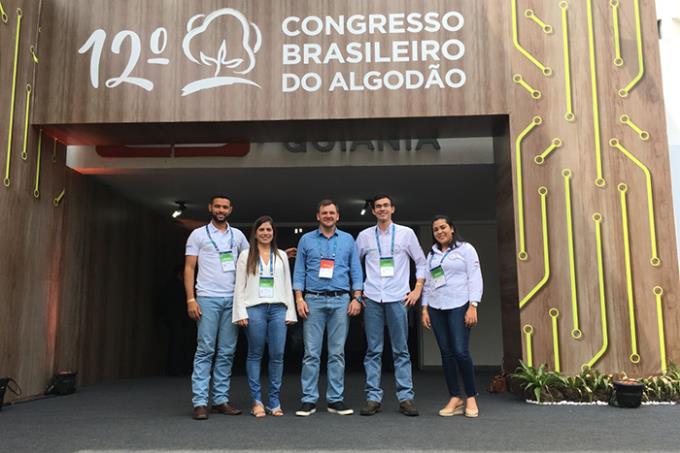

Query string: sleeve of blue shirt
[292,234,307,291]
[349,237,364,291]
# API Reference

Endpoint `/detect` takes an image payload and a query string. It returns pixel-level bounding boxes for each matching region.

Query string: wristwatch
[470,301,479,308]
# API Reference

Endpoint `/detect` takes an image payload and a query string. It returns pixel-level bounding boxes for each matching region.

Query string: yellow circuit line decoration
[34,129,42,198]
[30,45,39,64]
[512,0,552,76]
[549,308,561,372]
[53,188,66,207]
[562,169,581,339]
[619,0,644,97]
[515,116,542,261]
[559,1,575,122]
[618,183,640,364]
[21,84,32,161]
[512,74,542,100]
[534,138,562,165]
[583,213,608,371]
[525,9,553,34]
[0,2,7,23]
[587,0,605,188]
[610,0,624,67]
[654,286,667,374]
[619,114,650,141]
[610,138,660,267]
[519,187,550,309]
[523,324,535,367]
[4,8,24,188]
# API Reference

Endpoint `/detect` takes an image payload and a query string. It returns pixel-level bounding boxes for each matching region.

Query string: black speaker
[610,380,643,408]
[45,371,77,396]
[0,378,8,411]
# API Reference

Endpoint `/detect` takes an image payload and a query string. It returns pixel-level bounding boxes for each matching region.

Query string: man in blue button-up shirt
[292,199,363,417]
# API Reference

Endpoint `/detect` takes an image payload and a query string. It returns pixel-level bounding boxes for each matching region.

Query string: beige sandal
[251,404,266,418]
[267,407,284,417]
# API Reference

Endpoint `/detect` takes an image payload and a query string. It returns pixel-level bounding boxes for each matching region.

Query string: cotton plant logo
[181,8,262,96]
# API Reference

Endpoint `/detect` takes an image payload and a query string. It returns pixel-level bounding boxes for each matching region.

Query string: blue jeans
[301,293,350,404]
[245,303,287,410]
[363,298,415,402]
[428,304,477,397]
[191,296,239,407]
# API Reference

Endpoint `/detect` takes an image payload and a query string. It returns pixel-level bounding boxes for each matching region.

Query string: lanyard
[205,225,234,253]
[429,247,454,268]
[375,224,396,257]
[259,249,274,276]
[317,232,338,259]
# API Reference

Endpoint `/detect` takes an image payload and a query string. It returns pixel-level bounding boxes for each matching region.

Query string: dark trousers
[428,303,477,397]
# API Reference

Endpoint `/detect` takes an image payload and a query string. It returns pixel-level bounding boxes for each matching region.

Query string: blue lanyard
[205,225,234,253]
[259,249,274,276]
[317,232,338,259]
[429,247,454,269]
[375,224,395,257]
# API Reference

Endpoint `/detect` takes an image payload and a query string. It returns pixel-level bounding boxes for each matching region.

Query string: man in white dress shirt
[355,194,427,416]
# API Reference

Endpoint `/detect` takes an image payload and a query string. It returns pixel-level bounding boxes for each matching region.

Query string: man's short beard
[211,213,228,223]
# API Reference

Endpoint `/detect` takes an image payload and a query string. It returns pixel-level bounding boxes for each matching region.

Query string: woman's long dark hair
[431,215,464,251]
[246,216,279,276]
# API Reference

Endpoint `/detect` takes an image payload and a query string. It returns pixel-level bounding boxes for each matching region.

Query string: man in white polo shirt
[184,195,249,420]
[355,193,427,417]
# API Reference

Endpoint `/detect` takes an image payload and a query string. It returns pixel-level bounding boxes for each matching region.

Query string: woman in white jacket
[421,215,483,418]
[233,216,297,417]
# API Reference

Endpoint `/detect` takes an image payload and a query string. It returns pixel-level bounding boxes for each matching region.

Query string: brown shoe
[193,406,208,420]
[212,403,242,415]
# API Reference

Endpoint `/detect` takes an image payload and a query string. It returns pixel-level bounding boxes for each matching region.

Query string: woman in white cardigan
[233,216,297,417]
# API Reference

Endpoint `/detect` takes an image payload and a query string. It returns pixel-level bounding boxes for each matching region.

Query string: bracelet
[187,298,197,304]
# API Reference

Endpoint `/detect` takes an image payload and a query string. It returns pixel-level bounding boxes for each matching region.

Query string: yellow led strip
[654,286,667,374]
[619,0,644,97]
[30,45,39,64]
[619,114,650,141]
[512,74,542,100]
[34,129,42,198]
[549,308,561,372]
[587,0,605,188]
[53,188,66,207]
[610,0,624,67]
[534,138,562,165]
[559,1,575,122]
[519,187,550,309]
[562,169,581,339]
[525,9,553,34]
[523,324,534,367]
[618,183,640,364]
[0,1,7,23]
[21,84,32,161]
[583,213,608,370]
[3,8,24,187]
[511,0,552,76]
[610,138,660,267]
[515,116,542,261]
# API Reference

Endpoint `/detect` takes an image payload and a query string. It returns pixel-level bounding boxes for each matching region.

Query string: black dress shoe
[359,400,382,416]
[399,399,419,416]
[212,403,242,415]
[193,406,209,420]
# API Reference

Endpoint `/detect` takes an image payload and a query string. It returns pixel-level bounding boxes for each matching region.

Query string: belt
[305,290,348,297]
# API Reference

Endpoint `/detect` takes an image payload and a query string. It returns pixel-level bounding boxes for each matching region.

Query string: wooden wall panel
[508,0,679,376]
[34,0,509,124]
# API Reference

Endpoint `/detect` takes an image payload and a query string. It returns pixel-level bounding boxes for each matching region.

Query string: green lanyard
[205,225,234,253]
[259,249,274,276]
[375,224,395,257]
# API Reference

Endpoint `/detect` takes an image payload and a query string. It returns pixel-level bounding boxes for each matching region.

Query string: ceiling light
[172,201,186,219]
[360,199,370,216]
